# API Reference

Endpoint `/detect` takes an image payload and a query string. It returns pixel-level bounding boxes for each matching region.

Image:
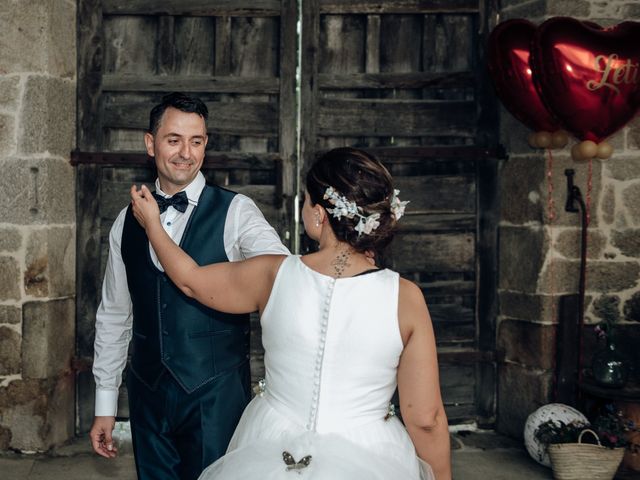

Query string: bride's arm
[397,279,452,480]
[130,185,284,314]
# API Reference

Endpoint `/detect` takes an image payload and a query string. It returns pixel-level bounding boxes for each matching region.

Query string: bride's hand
[130,184,160,231]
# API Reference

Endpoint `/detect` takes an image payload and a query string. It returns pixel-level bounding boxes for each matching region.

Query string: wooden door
[299,0,500,424]
[75,0,297,433]
[75,0,499,433]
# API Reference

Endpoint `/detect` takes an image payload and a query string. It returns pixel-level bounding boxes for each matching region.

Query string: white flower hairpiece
[323,186,407,236]
[390,189,409,220]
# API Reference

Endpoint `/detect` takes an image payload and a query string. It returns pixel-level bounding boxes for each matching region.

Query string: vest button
[162,303,167,309]
[162,330,169,336]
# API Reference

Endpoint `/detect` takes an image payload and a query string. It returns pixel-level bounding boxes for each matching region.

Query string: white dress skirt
[198,256,436,480]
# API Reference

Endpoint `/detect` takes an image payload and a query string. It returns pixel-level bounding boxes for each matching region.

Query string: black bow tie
[152,191,189,213]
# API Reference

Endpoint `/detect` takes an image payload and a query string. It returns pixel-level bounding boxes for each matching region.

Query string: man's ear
[144,132,155,157]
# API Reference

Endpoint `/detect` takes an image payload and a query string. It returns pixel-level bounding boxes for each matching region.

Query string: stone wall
[0,0,77,451]
[496,0,640,437]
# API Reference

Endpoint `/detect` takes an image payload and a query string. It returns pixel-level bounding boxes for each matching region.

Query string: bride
[130,147,451,479]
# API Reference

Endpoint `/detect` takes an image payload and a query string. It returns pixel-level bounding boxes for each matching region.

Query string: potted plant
[534,406,638,480]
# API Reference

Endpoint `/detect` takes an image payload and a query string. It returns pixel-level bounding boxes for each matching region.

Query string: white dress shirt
[93,172,290,416]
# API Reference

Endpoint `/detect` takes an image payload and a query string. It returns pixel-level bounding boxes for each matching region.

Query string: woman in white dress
[130,147,452,479]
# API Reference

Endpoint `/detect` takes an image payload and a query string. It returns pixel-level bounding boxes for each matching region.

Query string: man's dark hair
[148,92,208,135]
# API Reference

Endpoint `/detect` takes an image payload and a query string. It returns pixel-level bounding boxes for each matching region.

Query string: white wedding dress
[199,255,435,479]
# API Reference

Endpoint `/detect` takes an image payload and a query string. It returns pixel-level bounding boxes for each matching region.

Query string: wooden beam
[319,71,474,90]
[318,98,476,137]
[101,74,280,94]
[70,151,281,170]
[102,0,281,16]
[319,0,479,14]
[102,101,278,135]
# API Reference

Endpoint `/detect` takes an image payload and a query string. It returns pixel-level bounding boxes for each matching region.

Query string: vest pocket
[188,329,232,339]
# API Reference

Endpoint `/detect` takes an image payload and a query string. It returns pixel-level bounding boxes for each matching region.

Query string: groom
[90,92,289,479]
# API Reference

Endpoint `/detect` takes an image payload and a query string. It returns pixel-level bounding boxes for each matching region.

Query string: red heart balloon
[488,19,560,133]
[531,17,640,143]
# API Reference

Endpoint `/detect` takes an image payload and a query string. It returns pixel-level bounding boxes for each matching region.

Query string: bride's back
[261,255,403,434]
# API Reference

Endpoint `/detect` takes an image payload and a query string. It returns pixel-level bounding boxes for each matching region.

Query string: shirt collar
[154,171,205,205]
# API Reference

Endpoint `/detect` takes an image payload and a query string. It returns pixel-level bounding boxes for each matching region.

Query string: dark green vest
[121,185,250,393]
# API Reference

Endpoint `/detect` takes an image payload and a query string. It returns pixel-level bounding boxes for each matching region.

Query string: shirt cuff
[95,388,119,417]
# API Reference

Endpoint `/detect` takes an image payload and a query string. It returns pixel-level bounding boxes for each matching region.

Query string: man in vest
[89,92,289,479]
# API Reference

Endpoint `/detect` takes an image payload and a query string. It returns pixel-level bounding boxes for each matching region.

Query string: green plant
[534,405,640,451]
[535,419,587,446]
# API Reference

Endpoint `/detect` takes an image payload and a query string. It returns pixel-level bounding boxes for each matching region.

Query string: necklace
[331,248,352,278]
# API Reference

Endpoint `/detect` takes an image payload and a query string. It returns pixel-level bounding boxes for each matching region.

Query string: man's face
[144,107,208,195]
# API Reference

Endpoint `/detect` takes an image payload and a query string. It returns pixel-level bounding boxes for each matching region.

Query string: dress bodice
[260,255,403,434]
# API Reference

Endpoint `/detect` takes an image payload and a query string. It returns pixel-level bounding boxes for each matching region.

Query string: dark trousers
[127,364,250,480]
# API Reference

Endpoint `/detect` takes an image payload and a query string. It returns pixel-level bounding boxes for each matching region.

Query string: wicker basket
[548,429,625,480]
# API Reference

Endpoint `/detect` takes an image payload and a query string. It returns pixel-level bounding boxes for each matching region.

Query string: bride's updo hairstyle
[306,147,399,255]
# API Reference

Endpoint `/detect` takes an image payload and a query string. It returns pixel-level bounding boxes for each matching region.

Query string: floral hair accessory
[390,189,409,220]
[323,186,381,235]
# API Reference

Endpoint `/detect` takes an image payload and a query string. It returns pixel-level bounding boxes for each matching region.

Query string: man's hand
[90,416,118,458]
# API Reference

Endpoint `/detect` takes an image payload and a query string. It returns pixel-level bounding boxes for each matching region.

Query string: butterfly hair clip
[282,451,312,473]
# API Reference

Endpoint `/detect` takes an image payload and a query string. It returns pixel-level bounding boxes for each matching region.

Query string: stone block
[497,320,555,370]
[0,376,74,451]
[586,261,640,292]
[0,256,20,301]
[546,0,590,16]
[611,229,640,258]
[18,76,75,156]
[550,154,603,228]
[0,0,75,77]
[0,76,20,110]
[624,292,640,322]
[498,226,548,292]
[0,158,75,225]
[499,156,544,225]
[601,184,615,225]
[537,258,581,295]
[499,291,555,323]
[499,113,536,156]
[500,0,546,20]
[622,183,640,225]
[0,113,16,155]
[0,226,22,252]
[607,156,640,181]
[496,363,553,439]
[22,298,74,379]
[622,3,640,20]
[24,226,75,298]
[553,228,606,260]
[0,305,21,324]
[0,327,21,375]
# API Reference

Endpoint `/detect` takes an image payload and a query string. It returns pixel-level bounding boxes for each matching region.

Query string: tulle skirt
[198,395,435,480]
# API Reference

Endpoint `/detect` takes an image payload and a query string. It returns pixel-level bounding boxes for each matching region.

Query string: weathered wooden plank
[215,17,232,75]
[299,0,320,179]
[423,14,474,73]
[393,175,476,214]
[380,15,422,74]
[366,15,380,73]
[157,16,177,75]
[320,15,366,74]
[103,16,157,74]
[102,0,281,16]
[102,74,279,93]
[175,17,215,75]
[399,213,476,232]
[419,279,476,296]
[102,101,278,135]
[320,0,479,14]
[77,0,104,151]
[391,231,475,272]
[439,364,475,402]
[318,98,476,137]
[279,0,299,243]
[71,151,281,170]
[319,71,473,90]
